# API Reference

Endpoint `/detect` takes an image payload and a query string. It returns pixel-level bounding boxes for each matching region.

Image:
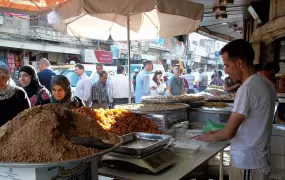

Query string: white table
[99,141,229,180]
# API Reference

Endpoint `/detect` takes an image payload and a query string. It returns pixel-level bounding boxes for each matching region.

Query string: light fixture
[213,6,226,13]
[222,22,228,25]
[219,0,234,4]
[216,14,227,19]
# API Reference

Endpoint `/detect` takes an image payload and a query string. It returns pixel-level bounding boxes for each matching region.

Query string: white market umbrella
[47,0,204,102]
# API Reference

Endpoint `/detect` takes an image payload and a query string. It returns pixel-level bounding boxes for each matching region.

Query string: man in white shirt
[109,66,129,107]
[195,39,276,180]
[184,68,195,93]
[198,68,208,92]
[74,64,92,106]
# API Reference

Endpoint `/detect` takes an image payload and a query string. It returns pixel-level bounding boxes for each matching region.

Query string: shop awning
[83,49,113,64]
[0,0,69,14]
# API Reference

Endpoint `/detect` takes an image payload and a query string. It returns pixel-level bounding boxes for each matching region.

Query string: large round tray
[0,134,123,168]
[115,103,190,114]
[141,96,204,104]
[142,98,189,103]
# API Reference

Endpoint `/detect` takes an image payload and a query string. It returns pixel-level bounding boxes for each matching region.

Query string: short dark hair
[96,63,103,68]
[186,69,191,73]
[117,66,125,74]
[143,60,153,67]
[264,62,280,73]
[253,64,261,71]
[99,70,108,77]
[220,39,255,66]
[152,70,163,85]
[75,64,84,70]
[217,70,222,78]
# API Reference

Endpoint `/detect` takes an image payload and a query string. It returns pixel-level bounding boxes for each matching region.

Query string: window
[199,39,206,47]
[217,43,220,50]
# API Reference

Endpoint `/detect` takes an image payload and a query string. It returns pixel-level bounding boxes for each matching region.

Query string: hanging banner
[83,49,112,64]
[94,50,112,64]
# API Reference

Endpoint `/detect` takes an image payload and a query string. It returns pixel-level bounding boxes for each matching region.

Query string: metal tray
[114,132,171,155]
[142,98,189,103]
[115,103,189,114]
[142,98,204,104]
[0,134,123,168]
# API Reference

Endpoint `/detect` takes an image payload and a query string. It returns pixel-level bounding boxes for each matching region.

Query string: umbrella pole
[127,13,132,103]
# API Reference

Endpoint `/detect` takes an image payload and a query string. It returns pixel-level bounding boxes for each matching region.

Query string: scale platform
[101,148,177,174]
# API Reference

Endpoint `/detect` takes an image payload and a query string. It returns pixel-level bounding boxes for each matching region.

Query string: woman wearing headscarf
[50,75,84,109]
[0,65,30,126]
[19,65,50,106]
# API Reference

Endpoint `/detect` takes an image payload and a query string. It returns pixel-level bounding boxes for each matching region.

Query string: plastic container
[172,142,201,155]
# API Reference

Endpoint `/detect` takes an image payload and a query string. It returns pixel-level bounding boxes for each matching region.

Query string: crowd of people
[0,39,282,179]
[0,58,85,126]
[0,45,281,130]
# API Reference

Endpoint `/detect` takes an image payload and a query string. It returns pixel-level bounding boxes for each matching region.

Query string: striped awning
[0,0,69,14]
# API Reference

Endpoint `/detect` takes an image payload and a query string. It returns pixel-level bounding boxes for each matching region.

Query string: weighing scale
[102,148,177,174]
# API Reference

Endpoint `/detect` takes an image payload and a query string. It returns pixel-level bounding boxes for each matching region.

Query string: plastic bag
[203,119,225,133]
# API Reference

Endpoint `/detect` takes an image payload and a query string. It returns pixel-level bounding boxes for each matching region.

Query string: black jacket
[0,87,31,127]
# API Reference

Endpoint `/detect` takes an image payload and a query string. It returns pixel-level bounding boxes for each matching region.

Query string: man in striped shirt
[91,71,108,109]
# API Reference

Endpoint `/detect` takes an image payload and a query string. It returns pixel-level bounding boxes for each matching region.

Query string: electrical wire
[3,12,40,20]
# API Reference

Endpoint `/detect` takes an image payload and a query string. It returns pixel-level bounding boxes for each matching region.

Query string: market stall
[0,97,231,180]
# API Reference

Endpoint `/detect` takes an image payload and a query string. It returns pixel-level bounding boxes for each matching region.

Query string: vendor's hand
[204,130,219,135]
[194,134,213,142]
[151,86,157,90]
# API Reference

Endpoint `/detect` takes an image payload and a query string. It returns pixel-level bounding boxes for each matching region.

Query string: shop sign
[83,49,113,64]
[94,50,112,64]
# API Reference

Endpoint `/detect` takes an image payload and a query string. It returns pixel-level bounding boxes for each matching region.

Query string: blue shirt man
[135,61,153,103]
[37,58,56,92]
[167,65,185,96]
[168,75,184,95]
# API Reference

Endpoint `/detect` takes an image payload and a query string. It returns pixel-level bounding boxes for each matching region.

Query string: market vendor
[50,75,84,109]
[195,39,276,180]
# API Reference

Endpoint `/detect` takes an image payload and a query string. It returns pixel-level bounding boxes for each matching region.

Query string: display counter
[99,141,229,180]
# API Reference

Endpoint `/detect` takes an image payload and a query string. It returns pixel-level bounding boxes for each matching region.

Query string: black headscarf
[19,65,43,98]
[50,75,83,109]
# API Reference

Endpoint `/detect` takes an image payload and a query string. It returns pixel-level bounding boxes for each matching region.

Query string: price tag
[0,167,36,180]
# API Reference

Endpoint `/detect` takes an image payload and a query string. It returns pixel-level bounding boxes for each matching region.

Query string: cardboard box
[271,155,285,170]
[0,159,98,180]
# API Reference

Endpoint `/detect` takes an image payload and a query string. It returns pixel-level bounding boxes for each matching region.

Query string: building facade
[187,33,227,71]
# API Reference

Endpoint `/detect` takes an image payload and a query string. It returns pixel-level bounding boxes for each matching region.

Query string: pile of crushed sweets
[0,104,120,163]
